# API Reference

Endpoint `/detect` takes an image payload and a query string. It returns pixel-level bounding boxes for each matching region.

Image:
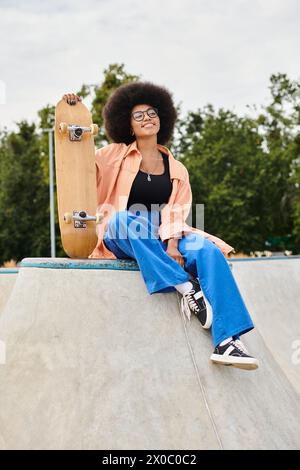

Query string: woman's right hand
[166,245,185,269]
[62,93,82,105]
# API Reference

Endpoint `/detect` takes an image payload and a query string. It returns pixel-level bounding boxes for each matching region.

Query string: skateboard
[54,99,103,258]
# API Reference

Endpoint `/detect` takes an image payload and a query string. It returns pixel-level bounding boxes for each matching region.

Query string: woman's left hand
[166,245,185,269]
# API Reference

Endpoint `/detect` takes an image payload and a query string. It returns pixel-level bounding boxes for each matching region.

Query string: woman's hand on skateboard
[62,93,82,105]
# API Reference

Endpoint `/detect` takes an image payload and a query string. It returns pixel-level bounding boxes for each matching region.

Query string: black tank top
[126,152,172,212]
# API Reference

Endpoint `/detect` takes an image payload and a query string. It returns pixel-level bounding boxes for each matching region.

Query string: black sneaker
[180,277,212,329]
[210,339,259,370]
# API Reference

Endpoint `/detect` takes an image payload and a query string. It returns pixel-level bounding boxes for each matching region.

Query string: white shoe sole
[210,354,259,370]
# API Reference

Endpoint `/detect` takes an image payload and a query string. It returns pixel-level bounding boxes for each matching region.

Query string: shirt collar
[124,140,185,181]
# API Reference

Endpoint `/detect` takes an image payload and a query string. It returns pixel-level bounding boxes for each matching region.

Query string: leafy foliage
[0,68,299,264]
[175,73,300,254]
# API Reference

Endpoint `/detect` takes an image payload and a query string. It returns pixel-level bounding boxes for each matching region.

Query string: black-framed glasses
[131,107,158,122]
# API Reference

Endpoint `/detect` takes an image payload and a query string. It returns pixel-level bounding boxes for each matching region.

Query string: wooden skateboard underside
[55,100,99,258]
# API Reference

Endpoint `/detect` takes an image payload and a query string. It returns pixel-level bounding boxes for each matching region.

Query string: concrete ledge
[0,269,19,274]
[230,255,300,263]
[20,257,139,271]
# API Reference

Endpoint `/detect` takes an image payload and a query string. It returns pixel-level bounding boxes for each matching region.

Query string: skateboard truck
[59,123,99,141]
[64,211,103,227]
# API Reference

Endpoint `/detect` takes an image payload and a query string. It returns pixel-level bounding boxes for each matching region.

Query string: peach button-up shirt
[88,140,234,259]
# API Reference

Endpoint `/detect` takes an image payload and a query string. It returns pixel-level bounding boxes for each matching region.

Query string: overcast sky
[0,0,299,130]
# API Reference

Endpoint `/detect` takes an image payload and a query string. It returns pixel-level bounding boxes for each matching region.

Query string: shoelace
[232,339,249,355]
[180,289,200,321]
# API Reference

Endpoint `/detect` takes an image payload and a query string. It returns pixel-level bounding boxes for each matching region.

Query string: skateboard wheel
[95,213,103,224]
[91,124,99,136]
[59,122,68,134]
[64,212,73,224]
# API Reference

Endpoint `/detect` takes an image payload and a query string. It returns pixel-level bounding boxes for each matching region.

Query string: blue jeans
[103,210,254,347]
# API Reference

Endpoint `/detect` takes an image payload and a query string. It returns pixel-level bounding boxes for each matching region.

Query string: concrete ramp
[0,269,18,316]
[0,257,299,450]
[231,257,300,395]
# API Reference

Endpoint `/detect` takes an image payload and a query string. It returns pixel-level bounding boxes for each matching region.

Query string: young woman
[63,82,258,370]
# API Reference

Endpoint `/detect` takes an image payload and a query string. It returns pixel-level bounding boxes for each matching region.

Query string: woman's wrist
[167,237,179,248]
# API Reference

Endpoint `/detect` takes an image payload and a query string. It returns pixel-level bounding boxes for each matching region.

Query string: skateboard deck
[54,99,102,258]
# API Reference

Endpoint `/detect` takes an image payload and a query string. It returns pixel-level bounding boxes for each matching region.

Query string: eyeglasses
[131,107,158,122]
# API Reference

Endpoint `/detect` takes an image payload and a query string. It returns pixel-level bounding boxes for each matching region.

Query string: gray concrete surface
[0,269,18,316]
[232,258,300,395]
[0,257,299,450]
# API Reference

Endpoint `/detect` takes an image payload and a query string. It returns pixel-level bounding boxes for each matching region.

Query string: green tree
[255,73,300,252]
[176,105,264,252]
[0,63,140,263]
[78,63,140,147]
[1,68,298,262]
[176,73,300,254]
[0,122,50,264]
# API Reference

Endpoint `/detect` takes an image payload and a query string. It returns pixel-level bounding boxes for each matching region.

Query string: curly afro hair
[103,81,177,145]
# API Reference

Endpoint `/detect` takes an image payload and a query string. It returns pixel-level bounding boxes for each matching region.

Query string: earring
[131,129,134,136]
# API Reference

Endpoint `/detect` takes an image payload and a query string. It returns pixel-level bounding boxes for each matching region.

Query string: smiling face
[130,103,160,139]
